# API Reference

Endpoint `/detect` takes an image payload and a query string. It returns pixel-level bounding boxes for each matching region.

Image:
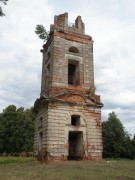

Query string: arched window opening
[69,46,79,53]
[71,115,80,126]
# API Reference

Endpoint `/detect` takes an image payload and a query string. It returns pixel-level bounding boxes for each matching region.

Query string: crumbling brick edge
[35,151,102,163]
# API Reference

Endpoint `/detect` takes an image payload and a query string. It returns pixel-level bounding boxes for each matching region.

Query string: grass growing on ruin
[0,159,135,180]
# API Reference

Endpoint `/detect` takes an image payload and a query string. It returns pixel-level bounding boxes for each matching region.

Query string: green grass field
[0,157,134,180]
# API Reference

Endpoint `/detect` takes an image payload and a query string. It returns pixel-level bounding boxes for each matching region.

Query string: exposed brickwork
[34,13,103,162]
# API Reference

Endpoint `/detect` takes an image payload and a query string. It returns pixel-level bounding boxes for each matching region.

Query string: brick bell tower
[34,13,103,161]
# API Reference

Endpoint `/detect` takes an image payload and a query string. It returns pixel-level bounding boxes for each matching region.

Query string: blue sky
[0,0,135,136]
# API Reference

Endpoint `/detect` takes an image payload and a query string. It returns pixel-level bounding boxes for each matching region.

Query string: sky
[0,0,135,136]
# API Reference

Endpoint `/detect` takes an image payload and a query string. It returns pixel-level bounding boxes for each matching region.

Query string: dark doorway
[68,131,84,160]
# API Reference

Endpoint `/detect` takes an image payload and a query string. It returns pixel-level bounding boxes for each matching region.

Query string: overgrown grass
[0,156,34,164]
[0,159,134,180]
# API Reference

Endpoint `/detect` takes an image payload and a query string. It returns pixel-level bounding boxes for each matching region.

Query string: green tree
[102,112,132,159]
[35,25,49,42]
[0,0,8,16]
[0,105,35,154]
[22,107,35,152]
[131,135,135,159]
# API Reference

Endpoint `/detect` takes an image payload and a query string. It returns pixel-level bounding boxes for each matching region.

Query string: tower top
[50,12,85,34]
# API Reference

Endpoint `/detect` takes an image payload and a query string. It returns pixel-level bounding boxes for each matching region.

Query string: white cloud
[0,0,53,110]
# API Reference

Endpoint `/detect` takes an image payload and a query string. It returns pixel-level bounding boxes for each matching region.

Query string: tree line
[102,112,135,159]
[0,105,134,159]
[0,105,35,154]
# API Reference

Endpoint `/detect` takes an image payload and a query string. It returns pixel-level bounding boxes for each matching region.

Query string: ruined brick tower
[34,13,103,161]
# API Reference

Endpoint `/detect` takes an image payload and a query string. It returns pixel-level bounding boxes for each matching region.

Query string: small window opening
[48,52,50,59]
[45,52,50,63]
[71,115,80,126]
[39,132,43,151]
[46,63,50,88]
[39,117,42,126]
[69,47,79,53]
[47,64,50,74]
[68,62,79,85]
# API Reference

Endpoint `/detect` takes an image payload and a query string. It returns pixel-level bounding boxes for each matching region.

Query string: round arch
[69,46,79,53]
